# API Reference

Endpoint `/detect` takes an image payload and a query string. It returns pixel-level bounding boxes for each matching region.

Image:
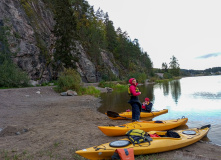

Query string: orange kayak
[98,117,188,136]
[106,109,168,120]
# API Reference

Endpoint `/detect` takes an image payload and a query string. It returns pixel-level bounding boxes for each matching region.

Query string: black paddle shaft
[106,111,136,121]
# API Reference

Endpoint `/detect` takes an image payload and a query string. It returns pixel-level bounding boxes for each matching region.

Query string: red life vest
[142,102,150,109]
[116,148,134,160]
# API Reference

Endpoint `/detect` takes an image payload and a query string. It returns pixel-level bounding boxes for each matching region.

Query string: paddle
[106,111,137,121]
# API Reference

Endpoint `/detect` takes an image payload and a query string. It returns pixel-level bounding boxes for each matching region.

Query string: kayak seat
[159,135,167,137]
[154,120,163,123]
[166,130,180,138]
[141,109,151,113]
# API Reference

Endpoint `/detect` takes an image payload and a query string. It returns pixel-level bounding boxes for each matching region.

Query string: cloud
[196,52,221,59]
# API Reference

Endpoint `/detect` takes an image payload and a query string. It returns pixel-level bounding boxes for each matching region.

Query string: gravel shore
[0,86,220,160]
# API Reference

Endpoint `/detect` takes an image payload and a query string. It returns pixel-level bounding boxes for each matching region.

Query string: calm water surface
[98,75,221,146]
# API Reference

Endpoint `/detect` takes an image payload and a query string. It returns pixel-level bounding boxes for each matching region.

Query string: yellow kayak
[98,117,188,136]
[106,109,168,120]
[76,125,211,160]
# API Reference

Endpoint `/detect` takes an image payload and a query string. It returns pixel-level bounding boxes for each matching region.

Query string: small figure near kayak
[141,97,153,112]
[128,78,142,121]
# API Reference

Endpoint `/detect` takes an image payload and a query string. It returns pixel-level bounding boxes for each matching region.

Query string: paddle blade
[106,111,120,118]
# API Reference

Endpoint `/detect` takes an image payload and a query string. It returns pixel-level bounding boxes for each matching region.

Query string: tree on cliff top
[51,0,153,81]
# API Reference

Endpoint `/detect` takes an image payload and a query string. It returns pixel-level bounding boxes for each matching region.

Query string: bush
[79,86,100,97]
[163,72,173,79]
[100,69,118,81]
[54,68,81,92]
[98,81,115,88]
[98,81,128,92]
[55,69,101,97]
[0,60,30,88]
[114,83,128,91]
[127,72,147,83]
[155,79,170,83]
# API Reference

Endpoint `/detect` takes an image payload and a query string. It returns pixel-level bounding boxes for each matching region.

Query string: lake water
[98,75,221,146]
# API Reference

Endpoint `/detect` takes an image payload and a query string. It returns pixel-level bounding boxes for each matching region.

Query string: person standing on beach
[128,78,142,121]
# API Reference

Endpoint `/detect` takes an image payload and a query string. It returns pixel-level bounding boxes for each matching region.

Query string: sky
[87,0,221,70]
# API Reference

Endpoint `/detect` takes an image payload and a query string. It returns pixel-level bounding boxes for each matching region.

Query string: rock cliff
[0,0,119,83]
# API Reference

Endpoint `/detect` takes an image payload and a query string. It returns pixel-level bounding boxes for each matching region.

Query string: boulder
[60,92,68,96]
[66,90,77,96]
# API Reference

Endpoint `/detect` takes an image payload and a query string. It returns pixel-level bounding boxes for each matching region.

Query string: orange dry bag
[116,148,134,160]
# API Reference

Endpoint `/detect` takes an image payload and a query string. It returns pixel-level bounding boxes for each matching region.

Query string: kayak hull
[76,125,210,160]
[98,118,188,136]
[107,109,168,120]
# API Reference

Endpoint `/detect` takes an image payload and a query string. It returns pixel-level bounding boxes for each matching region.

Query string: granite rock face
[0,0,56,83]
[0,0,119,83]
[74,42,97,83]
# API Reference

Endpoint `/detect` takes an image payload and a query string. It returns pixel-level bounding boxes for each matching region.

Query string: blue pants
[131,103,140,121]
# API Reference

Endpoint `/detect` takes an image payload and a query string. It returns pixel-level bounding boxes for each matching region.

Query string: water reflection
[98,83,155,114]
[170,80,181,103]
[98,80,182,113]
[162,82,169,96]
[139,83,154,102]
[98,91,130,113]
[154,80,181,103]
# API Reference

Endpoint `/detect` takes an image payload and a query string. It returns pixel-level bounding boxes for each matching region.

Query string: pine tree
[53,0,78,68]
[162,62,168,72]
[105,18,118,53]
[169,55,180,76]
